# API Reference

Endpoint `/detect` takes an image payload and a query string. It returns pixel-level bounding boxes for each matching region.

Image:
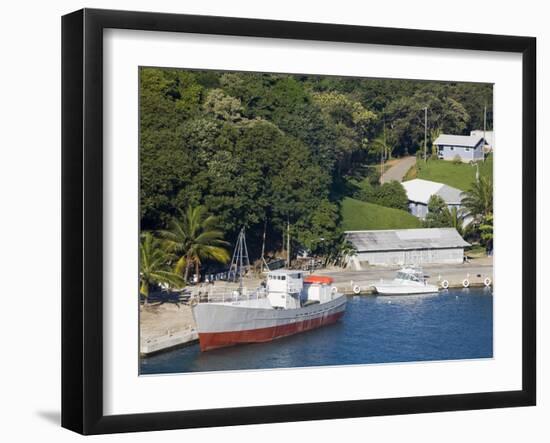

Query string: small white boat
[372,267,439,295]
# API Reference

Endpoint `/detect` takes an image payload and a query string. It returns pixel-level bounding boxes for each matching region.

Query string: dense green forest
[140,67,493,272]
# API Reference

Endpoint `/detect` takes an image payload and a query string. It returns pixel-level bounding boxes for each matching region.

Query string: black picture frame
[62,8,536,435]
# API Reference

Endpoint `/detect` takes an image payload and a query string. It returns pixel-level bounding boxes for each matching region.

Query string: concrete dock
[317,257,493,294]
[140,328,198,357]
[139,302,198,357]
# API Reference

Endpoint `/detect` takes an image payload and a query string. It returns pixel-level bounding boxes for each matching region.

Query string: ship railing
[193,286,268,304]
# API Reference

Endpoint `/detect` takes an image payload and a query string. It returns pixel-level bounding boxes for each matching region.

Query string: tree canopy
[140,67,493,265]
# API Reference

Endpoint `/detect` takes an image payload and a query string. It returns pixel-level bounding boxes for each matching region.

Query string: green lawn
[408,155,493,191]
[341,197,421,231]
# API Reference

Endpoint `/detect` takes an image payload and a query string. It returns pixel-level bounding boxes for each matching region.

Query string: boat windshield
[396,271,421,282]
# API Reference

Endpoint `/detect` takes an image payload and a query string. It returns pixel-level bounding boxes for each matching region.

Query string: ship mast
[229,227,251,293]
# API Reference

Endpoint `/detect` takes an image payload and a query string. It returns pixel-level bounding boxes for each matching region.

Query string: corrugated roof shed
[402,179,463,205]
[345,228,470,252]
[434,134,483,148]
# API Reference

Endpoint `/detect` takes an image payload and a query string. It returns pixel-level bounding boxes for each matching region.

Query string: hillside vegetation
[341,198,421,231]
[140,67,493,264]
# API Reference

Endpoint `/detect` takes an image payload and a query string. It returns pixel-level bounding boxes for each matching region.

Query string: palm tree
[371,121,395,167]
[479,213,494,253]
[139,232,185,301]
[461,176,493,221]
[443,206,466,236]
[159,205,230,283]
[325,237,357,267]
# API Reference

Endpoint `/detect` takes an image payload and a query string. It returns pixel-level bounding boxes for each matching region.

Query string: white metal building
[345,228,470,268]
[402,178,463,219]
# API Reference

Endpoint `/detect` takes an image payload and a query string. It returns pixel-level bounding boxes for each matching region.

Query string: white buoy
[441,280,449,289]
[484,277,492,287]
[353,285,361,294]
[462,279,470,288]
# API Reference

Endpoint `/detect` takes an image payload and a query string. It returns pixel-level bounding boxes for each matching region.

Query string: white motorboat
[371,267,439,295]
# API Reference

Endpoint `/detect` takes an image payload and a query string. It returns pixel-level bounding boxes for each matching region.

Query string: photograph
[138,68,494,375]
[0,0,544,439]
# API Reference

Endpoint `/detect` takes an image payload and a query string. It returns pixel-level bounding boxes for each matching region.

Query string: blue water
[140,288,493,375]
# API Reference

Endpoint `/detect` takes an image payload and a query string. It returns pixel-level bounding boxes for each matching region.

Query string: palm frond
[174,255,187,275]
[157,205,231,282]
[195,245,231,263]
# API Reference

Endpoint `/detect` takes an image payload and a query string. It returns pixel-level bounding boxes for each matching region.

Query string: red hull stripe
[199,310,345,351]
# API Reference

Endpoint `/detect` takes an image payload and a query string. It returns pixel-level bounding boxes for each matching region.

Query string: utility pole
[380,144,384,175]
[260,219,267,267]
[286,216,290,268]
[424,106,428,163]
[383,116,387,160]
[471,161,480,184]
[483,102,487,163]
[381,116,386,174]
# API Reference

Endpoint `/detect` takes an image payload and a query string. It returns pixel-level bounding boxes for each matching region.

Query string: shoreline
[140,258,493,358]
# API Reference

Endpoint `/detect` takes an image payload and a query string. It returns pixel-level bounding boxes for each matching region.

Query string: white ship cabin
[266,269,304,309]
[266,270,336,309]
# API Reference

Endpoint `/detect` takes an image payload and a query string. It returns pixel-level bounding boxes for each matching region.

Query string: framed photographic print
[62,8,536,435]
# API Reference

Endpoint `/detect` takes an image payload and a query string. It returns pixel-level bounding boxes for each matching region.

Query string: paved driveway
[380,156,416,183]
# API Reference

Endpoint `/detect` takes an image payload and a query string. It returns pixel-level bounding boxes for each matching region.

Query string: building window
[465,148,470,151]
[450,146,454,151]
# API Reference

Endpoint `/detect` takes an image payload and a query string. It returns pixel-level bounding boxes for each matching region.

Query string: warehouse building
[345,228,470,269]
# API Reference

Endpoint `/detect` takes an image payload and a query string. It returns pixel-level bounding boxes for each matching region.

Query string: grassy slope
[341,197,421,231]
[406,155,493,191]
